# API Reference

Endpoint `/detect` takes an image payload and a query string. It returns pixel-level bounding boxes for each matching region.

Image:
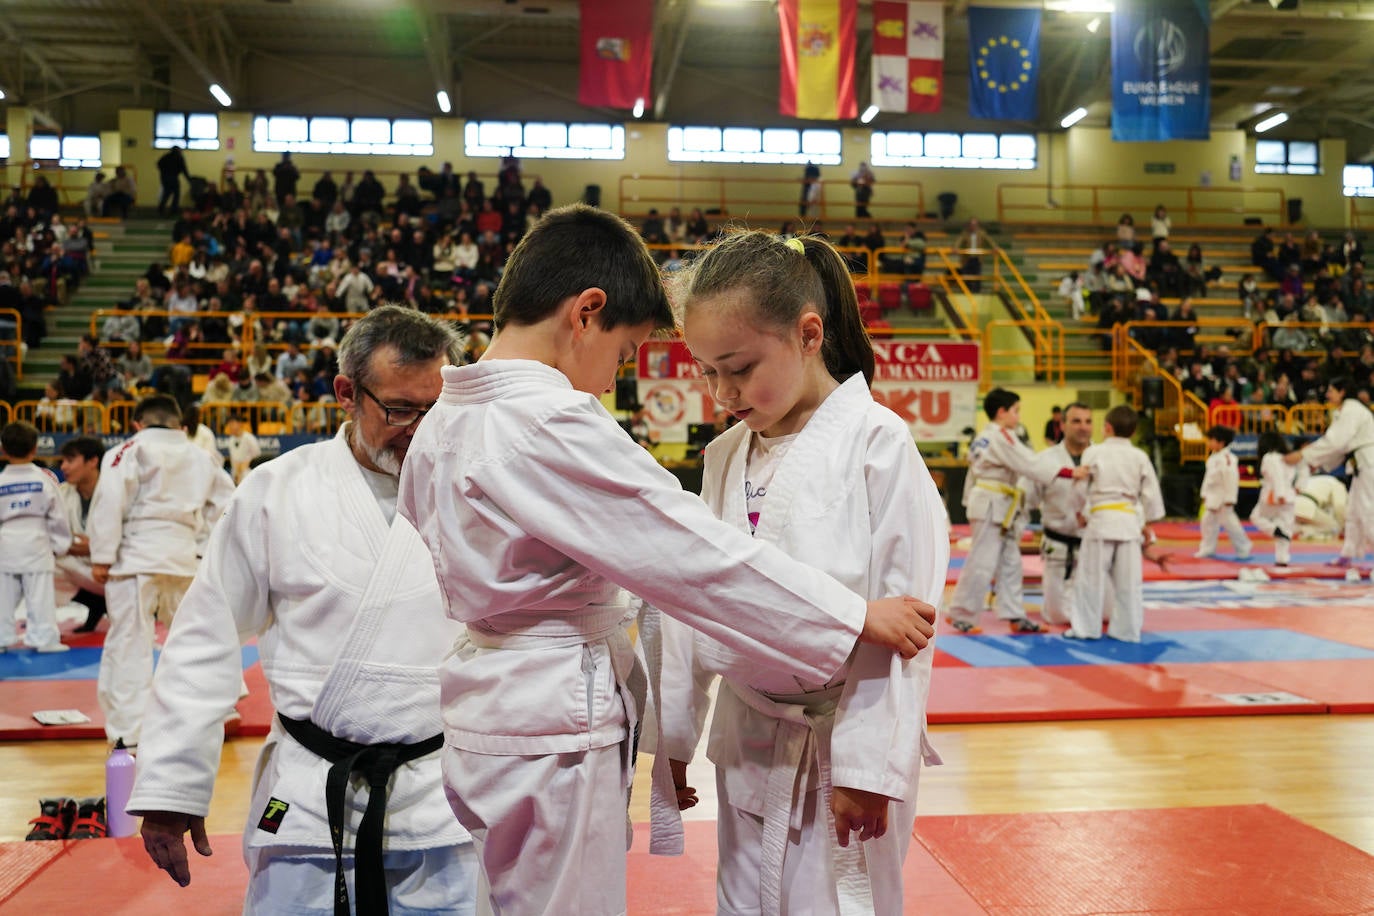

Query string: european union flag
[968,6,1040,121]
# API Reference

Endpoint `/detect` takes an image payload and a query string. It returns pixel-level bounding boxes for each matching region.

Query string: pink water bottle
[105,739,138,838]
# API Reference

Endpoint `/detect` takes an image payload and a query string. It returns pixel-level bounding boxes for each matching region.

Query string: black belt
[277,713,443,916]
[1042,527,1082,580]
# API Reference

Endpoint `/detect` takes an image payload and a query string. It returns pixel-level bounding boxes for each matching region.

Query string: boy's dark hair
[1206,424,1236,445]
[675,230,875,386]
[1328,376,1350,398]
[59,435,105,462]
[983,387,1020,420]
[1256,431,1291,463]
[133,394,182,428]
[492,204,673,333]
[1105,404,1139,438]
[1,421,40,458]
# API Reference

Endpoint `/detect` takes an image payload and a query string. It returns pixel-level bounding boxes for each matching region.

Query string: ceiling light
[436,90,452,114]
[1060,107,1088,128]
[1086,17,1101,32]
[0,87,6,101]
[208,83,232,107]
[1044,1,1114,11]
[1255,112,1289,133]
[860,104,879,124]
[632,97,645,119]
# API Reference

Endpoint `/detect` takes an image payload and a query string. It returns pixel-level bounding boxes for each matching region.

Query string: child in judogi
[397,205,938,916]
[1251,431,1308,567]
[1196,424,1253,560]
[661,231,950,913]
[0,421,73,653]
[1070,405,1165,642]
[948,388,1088,634]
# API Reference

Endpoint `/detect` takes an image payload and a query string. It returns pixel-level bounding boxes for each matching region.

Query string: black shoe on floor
[68,797,107,839]
[26,797,77,841]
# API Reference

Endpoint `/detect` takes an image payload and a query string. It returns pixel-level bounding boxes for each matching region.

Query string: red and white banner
[871,1,944,114]
[637,340,979,444]
[871,341,978,440]
[778,0,858,120]
[578,0,653,110]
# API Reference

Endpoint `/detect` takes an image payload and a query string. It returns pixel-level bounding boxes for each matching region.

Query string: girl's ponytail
[796,236,875,386]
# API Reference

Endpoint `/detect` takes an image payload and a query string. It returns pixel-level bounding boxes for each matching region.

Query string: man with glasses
[129,305,478,915]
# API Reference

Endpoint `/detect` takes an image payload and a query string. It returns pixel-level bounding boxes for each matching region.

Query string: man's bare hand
[68,534,91,558]
[91,563,110,585]
[860,597,936,659]
[832,786,889,847]
[141,810,212,887]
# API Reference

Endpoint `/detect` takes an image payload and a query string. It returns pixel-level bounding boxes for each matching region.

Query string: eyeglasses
[355,383,434,427]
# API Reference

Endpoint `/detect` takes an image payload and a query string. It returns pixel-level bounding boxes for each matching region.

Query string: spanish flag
[778,0,857,120]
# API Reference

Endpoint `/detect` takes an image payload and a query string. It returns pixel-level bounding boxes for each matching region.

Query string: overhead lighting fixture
[1086,17,1101,32]
[860,104,879,124]
[0,87,6,101]
[208,83,232,107]
[436,90,452,114]
[1255,112,1289,133]
[632,97,645,119]
[1060,107,1088,128]
[1044,0,1114,11]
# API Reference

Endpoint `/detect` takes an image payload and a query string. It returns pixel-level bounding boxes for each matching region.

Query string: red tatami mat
[914,805,1374,914]
[925,663,1327,723]
[1209,659,1374,714]
[0,663,273,741]
[9,809,1369,914]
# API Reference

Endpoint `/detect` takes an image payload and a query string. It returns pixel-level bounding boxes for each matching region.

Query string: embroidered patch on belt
[257,797,289,834]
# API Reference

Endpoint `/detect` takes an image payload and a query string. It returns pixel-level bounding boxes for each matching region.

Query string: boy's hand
[832,786,889,847]
[861,597,936,659]
[1283,451,1304,466]
[1071,465,1092,480]
[669,759,698,811]
[68,534,91,557]
[141,810,213,887]
[91,563,110,584]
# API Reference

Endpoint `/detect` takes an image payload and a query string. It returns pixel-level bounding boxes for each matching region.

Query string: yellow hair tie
[785,236,806,254]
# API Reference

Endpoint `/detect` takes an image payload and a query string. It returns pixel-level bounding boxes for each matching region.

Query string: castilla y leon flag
[578,0,653,110]
[871,1,944,114]
[778,0,857,120]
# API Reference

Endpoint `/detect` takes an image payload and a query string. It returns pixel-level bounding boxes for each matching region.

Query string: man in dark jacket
[157,146,191,216]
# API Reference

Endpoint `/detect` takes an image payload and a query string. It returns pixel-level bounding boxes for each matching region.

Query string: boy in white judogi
[1070,405,1165,642]
[1251,431,1308,567]
[1022,402,1093,627]
[88,395,235,745]
[1196,424,1252,560]
[398,206,937,916]
[0,422,73,654]
[949,387,1087,634]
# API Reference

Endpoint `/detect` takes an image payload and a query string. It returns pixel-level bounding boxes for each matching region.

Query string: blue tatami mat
[0,645,261,681]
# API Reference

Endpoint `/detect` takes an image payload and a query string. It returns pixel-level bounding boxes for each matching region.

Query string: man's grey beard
[350,423,402,476]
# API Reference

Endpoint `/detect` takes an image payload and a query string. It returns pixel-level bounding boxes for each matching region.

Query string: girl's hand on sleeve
[832,786,889,847]
[670,759,698,811]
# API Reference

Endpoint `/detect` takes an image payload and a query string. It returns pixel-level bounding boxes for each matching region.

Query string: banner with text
[1111,0,1210,142]
[636,340,979,443]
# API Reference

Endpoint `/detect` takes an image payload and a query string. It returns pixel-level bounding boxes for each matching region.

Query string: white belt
[464,603,629,650]
[726,682,874,916]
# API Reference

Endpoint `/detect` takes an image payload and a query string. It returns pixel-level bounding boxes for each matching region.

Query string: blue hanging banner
[1111,0,1210,142]
[967,6,1040,122]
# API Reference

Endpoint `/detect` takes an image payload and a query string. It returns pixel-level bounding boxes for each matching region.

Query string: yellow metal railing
[997,182,1286,227]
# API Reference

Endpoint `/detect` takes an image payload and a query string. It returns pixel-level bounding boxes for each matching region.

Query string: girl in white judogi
[660,232,950,915]
[1287,377,1374,567]
[1251,431,1308,567]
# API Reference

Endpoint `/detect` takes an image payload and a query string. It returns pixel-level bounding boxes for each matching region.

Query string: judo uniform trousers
[87,427,235,744]
[1071,437,1165,642]
[399,360,873,916]
[1250,453,1308,566]
[949,424,1065,626]
[127,427,475,915]
[1198,445,1251,558]
[1301,398,1374,561]
[0,464,72,650]
[660,376,948,915]
[1021,443,1088,626]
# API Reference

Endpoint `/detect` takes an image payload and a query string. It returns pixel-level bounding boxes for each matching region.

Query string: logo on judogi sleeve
[257,797,290,833]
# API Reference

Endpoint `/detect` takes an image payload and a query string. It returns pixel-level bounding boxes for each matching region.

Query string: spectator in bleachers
[686,208,710,244]
[850,160,876,218]
[84,172,111,218]
[1280,263,1304,300]
[1237,272,1261,318]
[156,146,191,217]
[1183,242,1211,296]
[77,334,117,394]
[275,340,308,382]
[1057,271,1086,320]
[462,171,485,211]
[325,200,351,240]
[1096,297,1129,349]
[1182,360,1216,401]
[252,370,292,407]
[1340,230,1364,270]
[1150,205,1171,252]
[452,231,479,284]
[118,340,153,391]
[639,208,666,246]
[1116,213,1136,246]
[272,152,300,209]
[353,170,386,222]
[1276,232,1301,274]
[394,174,422,219]
[105,168,137,219]
[1118,243,1146,286]
[1148,240,1182,297]
[1251,226,1279,280]
[101,297,141,343]
[1301,229,1324,275]
[901,222,927,277]
[203,371,235,405]
[210,347,244,384]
